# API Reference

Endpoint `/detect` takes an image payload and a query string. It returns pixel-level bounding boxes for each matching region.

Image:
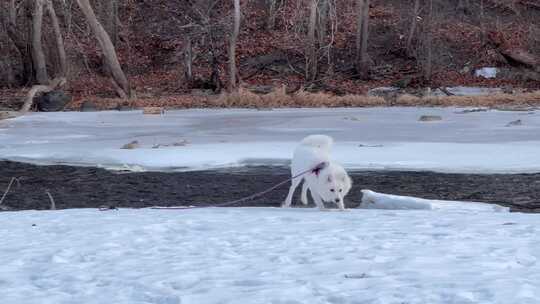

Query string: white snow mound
[1,208,538,304]
[359,189,509,212]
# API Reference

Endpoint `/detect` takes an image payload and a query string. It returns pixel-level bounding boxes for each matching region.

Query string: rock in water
[419,115,442,122]
[121,140,140,149]
[37,90,71,112]
[505,119,522,127]
[80,100,98,112]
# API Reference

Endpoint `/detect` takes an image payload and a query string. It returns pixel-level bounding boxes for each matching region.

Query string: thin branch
[0,177,21,206]
[46,190,56,210]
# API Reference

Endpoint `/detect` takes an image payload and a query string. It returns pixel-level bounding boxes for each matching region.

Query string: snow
[474,68,499,79]
[1,207,539,304]
[1,107,540,173]
[359,190,509,212]
[443,86,503,96]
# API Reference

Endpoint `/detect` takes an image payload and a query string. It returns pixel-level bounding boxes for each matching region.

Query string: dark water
[1,161,539,212]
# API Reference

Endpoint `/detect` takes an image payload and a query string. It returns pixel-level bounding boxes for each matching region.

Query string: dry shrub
[293,90,386,107]
[215,86,388,107]
[415,91,540,107]
[337,94,386,107]
[294,90,333,106]
[260,85,294,106]
[214,87,262,107]
[66,88,540,110]
[396,94,421,106]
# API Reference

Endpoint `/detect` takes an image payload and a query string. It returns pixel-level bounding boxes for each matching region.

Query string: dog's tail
[300,134,333,151]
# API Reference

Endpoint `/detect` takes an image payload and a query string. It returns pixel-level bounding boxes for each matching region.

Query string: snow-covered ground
[1,107,539,173]
[1,207,539,304]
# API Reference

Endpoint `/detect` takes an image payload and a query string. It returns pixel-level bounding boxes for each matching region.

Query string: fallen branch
[45,190,56,210]
[438,87,455,96]
[0,177,20,206]
[20,77,67,114]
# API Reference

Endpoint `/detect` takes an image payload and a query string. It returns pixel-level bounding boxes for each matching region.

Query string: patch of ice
[1,108,540,173]
[445,86,503,96]
[359,190,509,212]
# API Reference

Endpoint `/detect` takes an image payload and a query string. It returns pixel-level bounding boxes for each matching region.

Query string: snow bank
[474,67,499,79]
[1,208,538,304]
[359,189,509,212]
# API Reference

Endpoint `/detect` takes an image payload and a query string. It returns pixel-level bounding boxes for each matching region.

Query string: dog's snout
[335,198,341,203]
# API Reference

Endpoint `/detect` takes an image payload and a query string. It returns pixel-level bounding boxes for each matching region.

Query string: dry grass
[396,91,540,107]
[215,87,540,108]
[59,87,540,111]
[214,86,387,108]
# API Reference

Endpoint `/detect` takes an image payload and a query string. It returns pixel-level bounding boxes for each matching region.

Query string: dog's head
[317,164,352,204]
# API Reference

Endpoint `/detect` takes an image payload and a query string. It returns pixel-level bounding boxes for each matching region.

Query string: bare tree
[318,0,329,48]
[421,0,433,82]
[76,0,133,98]
[306,0,318,81]
[101,0,118,46]
[184,37,193,83]
[173,0,225,92]
[228,0,241,91]
[457,0,470,14]
[0,0,33,84]
[406,0,421,55]
[355,0,370,79]
[46,0,67,78]
[265,0,280,30]
[32,0,49,84]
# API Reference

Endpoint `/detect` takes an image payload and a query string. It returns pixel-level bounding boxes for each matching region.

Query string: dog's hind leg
[283,177,302,208]
[301,182,310,205]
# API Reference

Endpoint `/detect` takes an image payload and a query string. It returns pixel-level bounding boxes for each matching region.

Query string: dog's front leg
[337,200,346,211]
[301,182,310,205]
[313,195,325,211]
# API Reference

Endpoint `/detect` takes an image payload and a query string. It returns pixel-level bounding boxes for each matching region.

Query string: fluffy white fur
[283,135,352,210]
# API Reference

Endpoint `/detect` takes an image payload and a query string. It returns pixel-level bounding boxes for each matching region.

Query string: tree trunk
[355,0,370,79]
[184,37,193,83]
[266,0,277,30]
[318,0,328,48]
[423,0,433,82]
[2,0,31,84]
[406,0,420,55]
[76,0,132,98]
[355,0,364,70]
[46,0,68,78]
[100,0,118,72]
[7,60,15,87]
[102,0,118,46]
[306,0,318,81]
[32,0,49,84]
[228,0,241,91]
[457,0,470,15]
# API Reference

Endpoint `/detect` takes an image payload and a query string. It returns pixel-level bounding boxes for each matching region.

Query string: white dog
[283,135,352,210]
